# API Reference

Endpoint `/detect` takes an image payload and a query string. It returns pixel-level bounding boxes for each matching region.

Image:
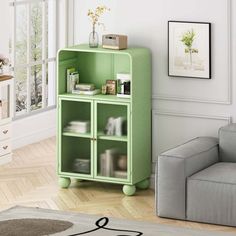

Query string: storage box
[73,158,90,174]
[102,34,127,50]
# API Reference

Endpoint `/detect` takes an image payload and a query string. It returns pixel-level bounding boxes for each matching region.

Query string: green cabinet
[57,44,151,195]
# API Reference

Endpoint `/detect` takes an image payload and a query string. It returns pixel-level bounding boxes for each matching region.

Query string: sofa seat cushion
[187,162,236,226]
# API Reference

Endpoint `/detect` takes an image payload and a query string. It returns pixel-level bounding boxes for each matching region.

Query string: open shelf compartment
[57,47,131,102]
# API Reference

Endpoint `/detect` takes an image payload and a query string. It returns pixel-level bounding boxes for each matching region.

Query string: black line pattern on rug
[67,217,143,236]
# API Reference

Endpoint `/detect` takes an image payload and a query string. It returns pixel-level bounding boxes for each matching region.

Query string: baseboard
[150,173,155,190]
[12,109,56,150]
[13,126,56,150]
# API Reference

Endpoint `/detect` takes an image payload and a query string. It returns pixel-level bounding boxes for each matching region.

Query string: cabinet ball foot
[59,177,71,188]
[123,185,136,196]
[136,179,150,190]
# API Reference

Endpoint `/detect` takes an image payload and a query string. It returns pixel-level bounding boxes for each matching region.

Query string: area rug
[0,206,235,236]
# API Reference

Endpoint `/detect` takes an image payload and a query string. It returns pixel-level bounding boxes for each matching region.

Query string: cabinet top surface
[58,44,150,56]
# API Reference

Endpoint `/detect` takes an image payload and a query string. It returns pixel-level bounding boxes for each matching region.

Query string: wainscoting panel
[152,110,231,162]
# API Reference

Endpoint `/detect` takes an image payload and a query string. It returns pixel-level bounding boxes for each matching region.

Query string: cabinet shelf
[62,132,91,139]
[97,132,128,142]
[58,93,130,103]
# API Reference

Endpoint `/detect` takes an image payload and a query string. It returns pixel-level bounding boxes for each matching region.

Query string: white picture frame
[168,21,211,79]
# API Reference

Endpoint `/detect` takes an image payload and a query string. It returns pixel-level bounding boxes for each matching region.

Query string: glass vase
[89,27,99,48]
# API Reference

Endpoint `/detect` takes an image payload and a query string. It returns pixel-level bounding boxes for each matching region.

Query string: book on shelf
[75,83,95,91]
[72,89,100,96]
[67,68,79,93]
[100,149,118,177]
[114,170,127,179]
[64,120,90,134]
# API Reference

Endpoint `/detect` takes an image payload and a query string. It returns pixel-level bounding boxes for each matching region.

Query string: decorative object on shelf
[102,34,128,50]
[106,80,116,95]
[168,21,211,79]
[64,120,90,134]
[117,154,127,171]
[117,73,131,98]
[104,117,116,135]
[87,5,110,48]
[101,84,107,95]
[66,67,79,93]
[104,116,126,136]
[0,54,9,75]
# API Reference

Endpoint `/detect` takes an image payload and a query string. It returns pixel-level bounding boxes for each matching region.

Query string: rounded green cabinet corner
[57,44,151,195]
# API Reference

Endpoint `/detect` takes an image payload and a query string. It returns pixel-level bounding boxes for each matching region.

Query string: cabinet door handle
[3,145,8,150]
[3,130,8,134]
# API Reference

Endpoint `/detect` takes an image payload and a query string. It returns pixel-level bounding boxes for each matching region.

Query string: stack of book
[100,149,117,177]
[100,149,127,179]
[64,120,90,134]
[72,83,100,95]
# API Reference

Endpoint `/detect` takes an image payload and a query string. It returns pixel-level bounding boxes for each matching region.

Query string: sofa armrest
[157,137,219,220]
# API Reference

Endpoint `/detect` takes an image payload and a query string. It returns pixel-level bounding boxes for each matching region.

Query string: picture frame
[168,21,211,79]
[106,80,116,95]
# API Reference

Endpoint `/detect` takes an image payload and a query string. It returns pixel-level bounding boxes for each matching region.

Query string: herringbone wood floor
[0,137,235,233]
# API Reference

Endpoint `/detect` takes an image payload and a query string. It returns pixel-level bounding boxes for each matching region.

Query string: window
[10,0,57,117]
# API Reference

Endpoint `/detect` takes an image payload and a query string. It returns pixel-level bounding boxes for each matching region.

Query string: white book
[100,153,107,176]
[72,89,100,96]
[105,149,117,177]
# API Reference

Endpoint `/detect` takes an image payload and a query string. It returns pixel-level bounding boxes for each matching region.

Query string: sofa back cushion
[219,123,236,162]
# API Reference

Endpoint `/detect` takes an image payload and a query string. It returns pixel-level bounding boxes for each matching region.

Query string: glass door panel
[96,102,128,140]
[96,140,128,180]
[59,98,93,177]
[95,101,130,181]
[61,136,92,175]
[0,83,11,120]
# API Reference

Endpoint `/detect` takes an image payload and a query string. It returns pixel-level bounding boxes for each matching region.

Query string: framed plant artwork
[168,21,211,79]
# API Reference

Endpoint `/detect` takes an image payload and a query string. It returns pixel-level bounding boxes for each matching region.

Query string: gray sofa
[156,123,236,227]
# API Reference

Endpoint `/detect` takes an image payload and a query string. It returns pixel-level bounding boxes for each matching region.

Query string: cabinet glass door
[59,98,93,177]
[0,81,12,121]
[94,101,130,182]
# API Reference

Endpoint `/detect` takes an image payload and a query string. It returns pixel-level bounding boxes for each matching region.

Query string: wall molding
[151,110,232,190]
[153,109,232,123]
[154,0,232,105]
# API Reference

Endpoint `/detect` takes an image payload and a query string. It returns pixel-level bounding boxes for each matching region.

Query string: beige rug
[0,206,234,236]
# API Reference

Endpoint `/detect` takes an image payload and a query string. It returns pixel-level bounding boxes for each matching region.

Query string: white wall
[72,0,235,179]
[0,0,11,56]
